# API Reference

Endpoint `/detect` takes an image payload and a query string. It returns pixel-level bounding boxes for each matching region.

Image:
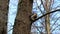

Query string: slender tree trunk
[0,0,8,34]
[45,4,51,34]
[13,0,33,34]
[45,12,50,34]
[44,0,51,34]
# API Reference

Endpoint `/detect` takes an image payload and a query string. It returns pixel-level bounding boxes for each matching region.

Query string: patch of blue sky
[52,0,60,9]
[50,12,59,19]
[40,5,45,11]
[50,17,60,27]
[51,24,58,29]
[57,19,60,24]
[55,14,60,18]
[52,29,60,34]
[50,19,60,30]
[31,26,39,32]
[33,2,37,9]
[37,0,41,6]
[52,13,60,20]
[7,0,19,34]
[35,21,42,26]
[9,0,19,5]
[50,11,60,24]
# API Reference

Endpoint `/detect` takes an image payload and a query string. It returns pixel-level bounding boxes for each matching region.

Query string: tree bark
[44,0,51,34]
[0,0,8,34]
[45,13,50,34]
[13,0,33,34]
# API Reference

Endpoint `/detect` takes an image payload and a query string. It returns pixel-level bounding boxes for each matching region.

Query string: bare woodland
[0,0,60,34]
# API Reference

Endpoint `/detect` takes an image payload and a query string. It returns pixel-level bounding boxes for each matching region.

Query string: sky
[7,0,60,34]
[7,0,19,34]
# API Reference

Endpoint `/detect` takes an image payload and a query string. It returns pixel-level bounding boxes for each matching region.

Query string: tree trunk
[13,0,33,34]
[44,0,51,34]
[0,0,8,34]
[45,14,50,34]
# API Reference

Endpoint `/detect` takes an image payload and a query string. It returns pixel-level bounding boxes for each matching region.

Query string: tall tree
[44,0,51,34]
[39,0,52,34]
[0,0,8,34]
[13,0,33,34]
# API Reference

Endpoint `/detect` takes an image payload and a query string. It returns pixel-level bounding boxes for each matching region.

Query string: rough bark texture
[0,0,8,34]
[13,0,33,34]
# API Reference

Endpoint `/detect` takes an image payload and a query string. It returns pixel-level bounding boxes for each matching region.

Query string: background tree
[31,0,60,34]
[0,0,8,34]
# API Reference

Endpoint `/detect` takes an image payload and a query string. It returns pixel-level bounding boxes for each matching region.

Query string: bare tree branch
[32,9,60,23]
